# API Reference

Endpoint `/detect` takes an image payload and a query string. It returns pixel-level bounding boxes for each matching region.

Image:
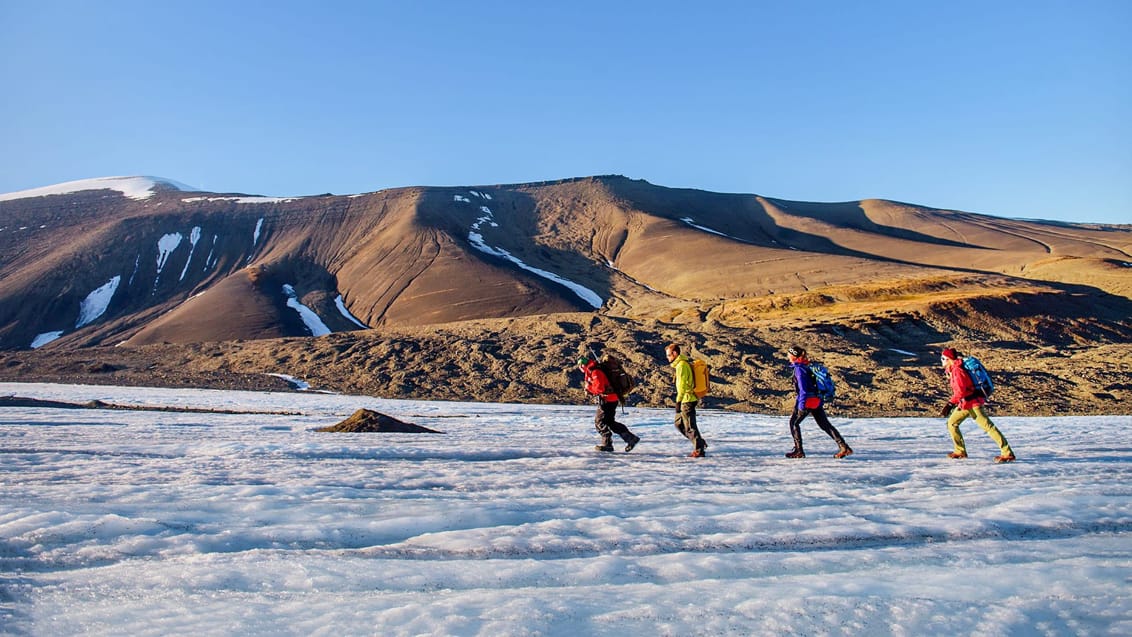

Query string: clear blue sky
[2,1,1129,224]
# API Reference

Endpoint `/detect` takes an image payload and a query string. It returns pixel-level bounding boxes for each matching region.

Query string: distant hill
[1,175,1129,415]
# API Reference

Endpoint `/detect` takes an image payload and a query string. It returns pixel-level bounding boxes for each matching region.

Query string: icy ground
[1,382,1130,636]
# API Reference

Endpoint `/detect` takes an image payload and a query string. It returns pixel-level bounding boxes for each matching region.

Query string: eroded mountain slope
[3,176,1128,351]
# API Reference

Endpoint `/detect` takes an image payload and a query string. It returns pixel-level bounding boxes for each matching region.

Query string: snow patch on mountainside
[76,276,121,328]
[178,227,203,282]
[155,232,183,277]
[182,196,295,204]
[335,294,369,329]
[29,331,64,349]
[283,284,331,336]
[461,193,603,309]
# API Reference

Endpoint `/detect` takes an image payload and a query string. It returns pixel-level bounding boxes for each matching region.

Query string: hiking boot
[624,434,640,453]
[994,454,1016,463]
[834,446,854,459]
[595,444,614,452]
[689,448,706,458]
[948,451,968,459]
[785,449,805,459]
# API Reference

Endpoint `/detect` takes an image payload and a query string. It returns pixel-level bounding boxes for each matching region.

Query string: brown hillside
[1,175,1129,416]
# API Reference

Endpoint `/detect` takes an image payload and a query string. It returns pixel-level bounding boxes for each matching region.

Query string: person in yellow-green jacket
[665,343,707,457]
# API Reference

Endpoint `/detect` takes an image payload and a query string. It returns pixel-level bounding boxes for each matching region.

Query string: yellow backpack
[691,358,710,398]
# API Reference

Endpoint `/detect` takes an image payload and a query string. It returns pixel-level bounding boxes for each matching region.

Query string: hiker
[664,343,707,457]
[577,355,640,453]
[939,348,1015,463]
[784,346,853,459]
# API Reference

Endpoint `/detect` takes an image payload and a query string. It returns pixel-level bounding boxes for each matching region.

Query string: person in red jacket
[578,355,640,453]
[939,348,1015,463]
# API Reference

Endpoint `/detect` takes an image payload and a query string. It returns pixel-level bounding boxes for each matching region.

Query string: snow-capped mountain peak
[0,176,196,202]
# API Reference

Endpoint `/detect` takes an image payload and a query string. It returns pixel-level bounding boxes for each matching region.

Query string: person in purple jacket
[785,346,853,459]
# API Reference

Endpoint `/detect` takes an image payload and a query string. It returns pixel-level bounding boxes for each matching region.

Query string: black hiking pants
[595,400,633,445]
[674,401,706,452]
[788,406,847,453]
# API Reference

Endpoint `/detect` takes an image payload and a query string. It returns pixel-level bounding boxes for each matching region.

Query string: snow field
[1,382,1130,636]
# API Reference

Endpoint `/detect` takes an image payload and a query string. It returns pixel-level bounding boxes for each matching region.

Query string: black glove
[938,402,954,417]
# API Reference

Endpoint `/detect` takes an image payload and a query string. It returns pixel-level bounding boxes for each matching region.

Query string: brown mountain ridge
[1,175,1129,416]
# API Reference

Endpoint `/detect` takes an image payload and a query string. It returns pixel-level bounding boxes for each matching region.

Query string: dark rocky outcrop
[316,408,442,434]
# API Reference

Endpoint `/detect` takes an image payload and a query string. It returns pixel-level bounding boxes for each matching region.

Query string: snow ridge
[0,176,195,202]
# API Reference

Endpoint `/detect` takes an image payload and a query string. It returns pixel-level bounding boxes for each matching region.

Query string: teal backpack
[809,363,837,402]
[961,356,995,398]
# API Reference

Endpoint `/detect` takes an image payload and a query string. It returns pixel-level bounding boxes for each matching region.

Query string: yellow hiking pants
[947,405,1013,456]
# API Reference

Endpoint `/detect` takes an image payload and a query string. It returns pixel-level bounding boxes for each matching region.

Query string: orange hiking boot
[689,449,706,458]
[835,446,853,459]
[994,454,1016,463]
[947,452,968,459]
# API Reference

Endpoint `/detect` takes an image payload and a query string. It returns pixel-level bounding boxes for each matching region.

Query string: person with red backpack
[939,348,1015,463]
[784,346,853,459]
[577,354,640,453]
